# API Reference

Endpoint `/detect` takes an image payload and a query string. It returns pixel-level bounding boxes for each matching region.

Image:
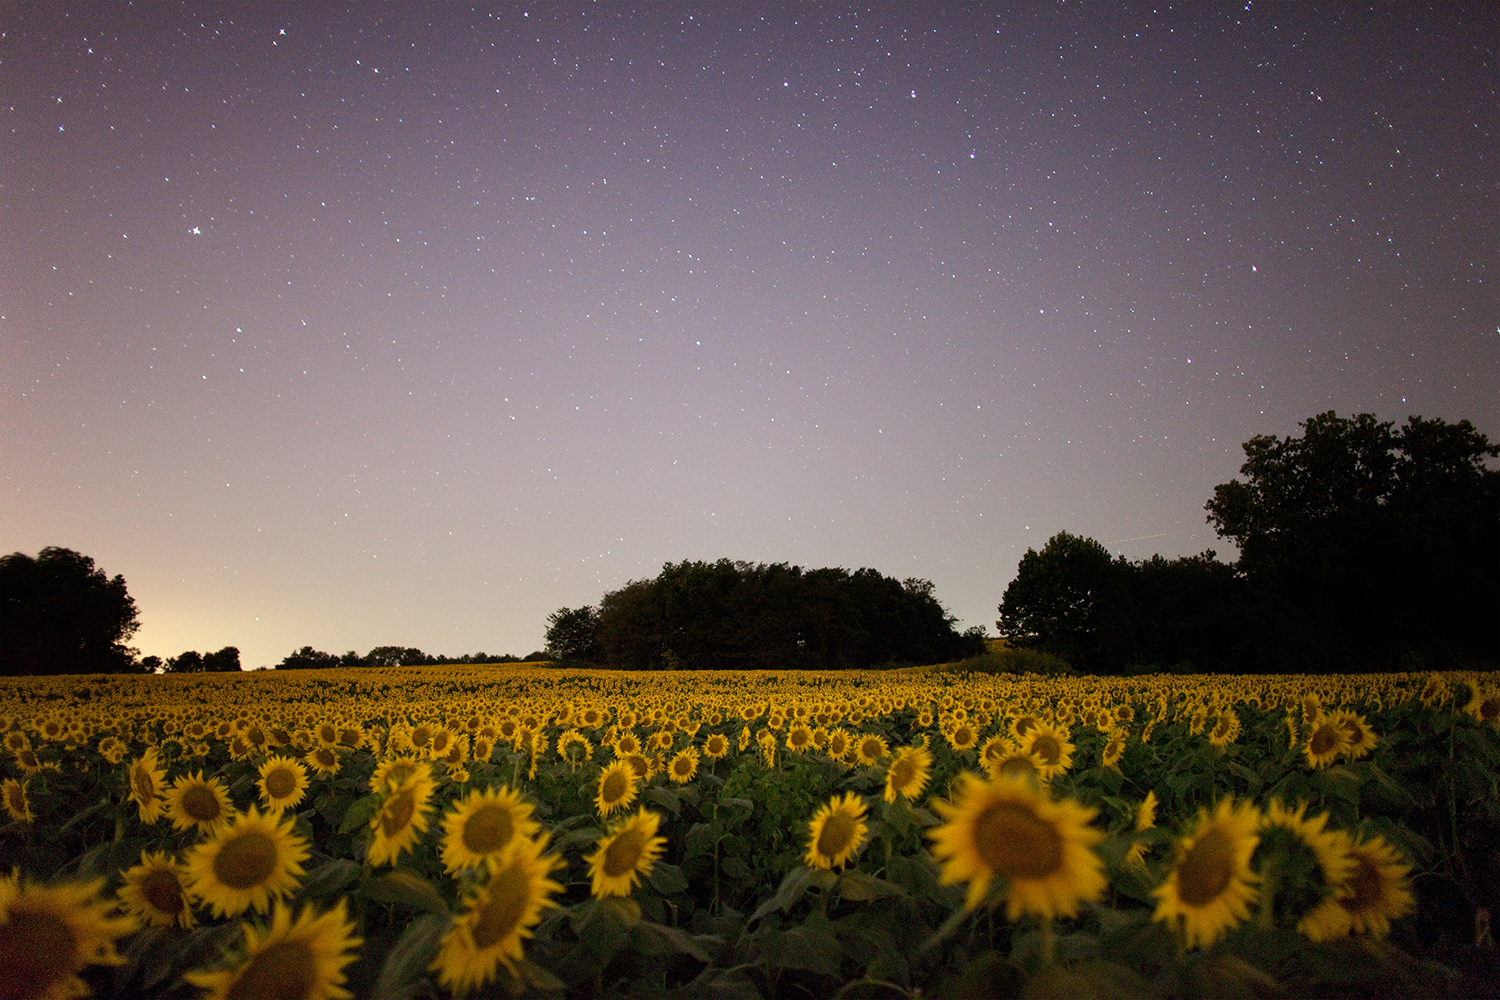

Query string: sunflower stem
[1038,915,1055,966]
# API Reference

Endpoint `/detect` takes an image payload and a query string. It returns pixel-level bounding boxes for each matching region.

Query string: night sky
[4,3,1495,669]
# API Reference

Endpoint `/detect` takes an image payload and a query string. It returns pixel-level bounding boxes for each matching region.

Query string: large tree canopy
[1206,411,1499,668]
[557,559,982,671]
[0,547,143,675]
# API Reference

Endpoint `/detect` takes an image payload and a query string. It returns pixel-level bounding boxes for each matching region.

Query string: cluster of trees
[545,559,986,671]
[0,547,143,675]
[274,646,547,670]
[999,413,1499,673]
[141,647,241,673]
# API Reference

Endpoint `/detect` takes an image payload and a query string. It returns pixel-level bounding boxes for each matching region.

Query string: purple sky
[4,3,1495,669]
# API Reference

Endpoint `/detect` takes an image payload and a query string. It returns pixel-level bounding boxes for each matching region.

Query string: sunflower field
[2,664,1498,999]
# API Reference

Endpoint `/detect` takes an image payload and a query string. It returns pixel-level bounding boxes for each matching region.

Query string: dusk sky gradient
[4,2,1496,669]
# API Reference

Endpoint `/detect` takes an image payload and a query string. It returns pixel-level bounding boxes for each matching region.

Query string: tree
[0,547,142,675]
[275,646,342,670]
[162,646,242,673]
[1206,411,1499,668]
[544,606,603,662]
[996,532,1135,673]
[202,646,241,672]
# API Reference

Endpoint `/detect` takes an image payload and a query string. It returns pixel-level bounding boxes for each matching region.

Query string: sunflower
[927,773,1106,918]
[1101,730,1127,771]
[1152,797,1261,949]
[805,792,869,870]
[117,850,196,930]
[587,808,669,897]
[440,785,541,874]
[304,744,341,777]
[853,734,888,767]
[702,733,729,759]
[1123,790,1158,868]
[785,724,814,754]
[883,745,933,804]
[127,747,167,824]
[187,897,362,1000]
[186,806,310,918]
[366,765,437,867]
[1301,831,1415,939]
[256,755,310,815]
[1303,717,1351,769]
[666,746,700,784]
[1021,723,1075,780]
[2,777,33,823]
[825,728,853,762]
[1331,711,1378,761]
[430,834,564,994]
[595,760,639,818]
[0,873,138,1000]
[368,755,424,794]
[1253,800,1355,940]
[557,729,593,768]
[945,723,980,753]
[613,731,643,758]
[1465,685,1500,728]
[982,744,1046,784]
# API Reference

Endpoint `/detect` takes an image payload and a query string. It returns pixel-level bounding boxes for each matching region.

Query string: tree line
[544,559,987,671]
[272,646,548,670]
[998,412,1499,674]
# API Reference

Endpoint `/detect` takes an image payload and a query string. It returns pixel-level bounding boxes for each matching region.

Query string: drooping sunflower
[117,850,196,930]
[853,733,888,767]
[557,729,593,768]
[595,760,639,818]
[1151,797,1262,950]
[439,784,541,875]
[2,776,33,823]
[805,792,869,870]
[1123,790,1158,869]
[586,808,669,897]
[186,806,310,918]
[1301,831,1415,939]
[883,745,933,804]
[366,765,437,867]
[0,873,138,1000]
[430,834,564,994]
[257,755,311,814]
[927,772,1106,918]
[186,897,362,1000]
[1303,717,1351,769]
[127,747,167,824]
[667,746,700,784]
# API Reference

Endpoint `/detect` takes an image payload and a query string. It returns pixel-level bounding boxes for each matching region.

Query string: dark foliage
[572,559,984,671]
[160,646,241,673]
[0,547,142,675]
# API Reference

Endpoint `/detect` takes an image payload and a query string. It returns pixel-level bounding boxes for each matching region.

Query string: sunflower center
[224,940,317,1000]
[182,785,222,822]
[1029,735,1061,765]
[0,908,77,999]
[472,863,530,950]
[133,766,157,799]
[601,772,629,804]
[997,756,1038,779]
[1338,855,1382,912]
[1479,697,1499,723]
[890,759,916,789]
[215,831,278,890]
[1015,717,1038,738]
[816,812,857,858]
[1176,827,1235,906]
[313,748,337,768]
[143,868,186,915]
[973,801,1062,880]
[603,828,648,878]
[382,789,416,837]
[1308,724,1340,755]
[463,804,515,855]
[339,728,361,748]
[265,769,297,800]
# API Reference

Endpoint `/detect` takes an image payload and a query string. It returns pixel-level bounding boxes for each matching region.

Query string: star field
[3,3,1495,668]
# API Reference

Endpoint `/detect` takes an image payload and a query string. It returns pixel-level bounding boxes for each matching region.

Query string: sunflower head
[586,809,668,897]
[186,806,311,918]
[805,792,869,870]
[595,761,639,818]
[0,873,138,1000]
[118,850,196,930]
[1151,797,1262,950]
[883,745,933,804]
[440,784,541,874]
[186,897,362,1000]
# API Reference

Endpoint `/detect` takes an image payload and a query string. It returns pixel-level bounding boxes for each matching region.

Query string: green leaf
[515,958,566,993]
[645,785,682,817]
[370,912,449,1000]
[719,796,755,824]
[338,793,381,834]
[837,870,906,902]
[685,820,724,859]
[766,923,843,977]
[749,866,837,924]
[633,920,716,962]
[360,869,450,915]
[649,861,690,895]
[297,858,363,900]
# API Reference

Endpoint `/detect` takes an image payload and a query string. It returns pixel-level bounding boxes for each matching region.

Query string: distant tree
[1207,411,1499,668]
[544,606,603,661]
[165,650,204,673]
[202,646,241,672]
[0,547,142,675]
[996,532,1135,674]
[140,655,163,673]
[275,646,341,670]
